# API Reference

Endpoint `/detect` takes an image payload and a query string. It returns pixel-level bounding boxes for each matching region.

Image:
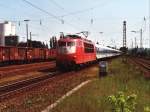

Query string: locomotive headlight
[73,55,77,58]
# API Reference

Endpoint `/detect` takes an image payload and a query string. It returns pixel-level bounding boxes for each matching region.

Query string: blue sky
[0,0,149,48]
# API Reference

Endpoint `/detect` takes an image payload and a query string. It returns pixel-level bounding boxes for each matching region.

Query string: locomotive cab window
[84,43,94,53]
[67,42,75,46]
[58,42,66,47]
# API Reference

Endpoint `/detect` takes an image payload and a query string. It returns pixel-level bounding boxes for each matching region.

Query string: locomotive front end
[56,39,77,69]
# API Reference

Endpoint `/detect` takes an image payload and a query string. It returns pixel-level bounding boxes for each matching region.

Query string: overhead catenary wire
[47,0,66,25]
[59,0,112,18]
[1,0,122,43]
[1,0,114,29]
[48,0,64,10]
[22,0,83,31]
[22,0,62,21]
[22,0,112,19]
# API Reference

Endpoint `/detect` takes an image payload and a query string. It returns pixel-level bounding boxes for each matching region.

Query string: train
[0,34,121,68]
[56,34,121,69]
[0,46,56,66]
[96,44,121,59]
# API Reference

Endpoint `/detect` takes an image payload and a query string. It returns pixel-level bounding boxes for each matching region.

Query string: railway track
[0,61,56,100]
[0,63,96,100]
[129,57,150,78]
[0,56,119,101]
[0,61,55,78]
[0,61,52,70]
[0,71,60,101]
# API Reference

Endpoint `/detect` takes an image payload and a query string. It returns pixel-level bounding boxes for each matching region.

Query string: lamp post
[29,32,38,47]
[131,31,137,48]
[131,29,143,48]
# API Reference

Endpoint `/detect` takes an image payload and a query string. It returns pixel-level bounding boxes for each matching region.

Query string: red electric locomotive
[56,35,96,69]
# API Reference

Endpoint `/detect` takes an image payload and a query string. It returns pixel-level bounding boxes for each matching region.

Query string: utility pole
[24,20,30,47]
[149,0,150,48]
[29,32,38,48]
[135,37,137,48]
[140,29,143,48]
[123,21,127,48]
[30,32,32,41]
[30,32,32,47]
[122,21,127,62]
[131,39,133,49]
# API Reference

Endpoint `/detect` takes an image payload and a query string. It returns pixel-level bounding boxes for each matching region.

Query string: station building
[0,21,18,46]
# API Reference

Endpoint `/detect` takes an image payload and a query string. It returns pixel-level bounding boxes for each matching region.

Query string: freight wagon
[0,46,56,66]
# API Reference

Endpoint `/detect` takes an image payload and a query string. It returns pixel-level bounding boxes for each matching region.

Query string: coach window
[58,42,66,47]
[67,42,75,46]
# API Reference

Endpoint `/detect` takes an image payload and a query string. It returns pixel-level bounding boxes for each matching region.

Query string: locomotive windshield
[67,42,75,46]
[58,42,66,47]
[58,41,76,54]
[58,41,75,47]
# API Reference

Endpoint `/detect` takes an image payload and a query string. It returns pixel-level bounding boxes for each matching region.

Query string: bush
[107,91,137,112]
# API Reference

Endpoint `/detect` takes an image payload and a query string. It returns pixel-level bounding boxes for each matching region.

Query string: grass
[51,58,150,112]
